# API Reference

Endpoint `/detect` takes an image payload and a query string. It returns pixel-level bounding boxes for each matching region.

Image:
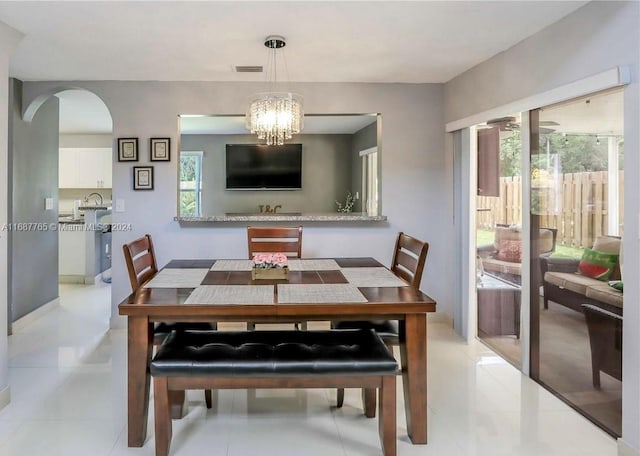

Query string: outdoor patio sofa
[477,224,557,285]
[540,235,622,316]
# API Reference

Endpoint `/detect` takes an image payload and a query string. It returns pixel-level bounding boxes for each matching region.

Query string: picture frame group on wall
[118,137,139,162]
[133,166,154,190]
[150,137,171,161]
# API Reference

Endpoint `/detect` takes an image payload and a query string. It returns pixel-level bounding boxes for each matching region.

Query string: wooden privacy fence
[476,171,624,249]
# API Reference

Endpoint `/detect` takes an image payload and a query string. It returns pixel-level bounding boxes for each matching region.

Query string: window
[360,147,378,215]
[179,151,203,217]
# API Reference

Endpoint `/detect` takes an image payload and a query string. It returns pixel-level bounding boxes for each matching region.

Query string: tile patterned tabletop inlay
[287,259,340,271]
[210,259,254,271]
[184,285,275,305]
[340,267,409,287]
[143,268,209,288]
[277,284,367,303]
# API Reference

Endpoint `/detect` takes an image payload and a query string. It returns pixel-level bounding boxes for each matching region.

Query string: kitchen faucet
[85,192,104,205]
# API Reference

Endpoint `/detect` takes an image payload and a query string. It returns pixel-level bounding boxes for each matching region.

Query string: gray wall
[60,134,111,148]
[444,1,639,123]
[181,133,353,215]
[20,81,449,323]
[1,20,24,398]
[8,79,59,322]
[444,1,640,451]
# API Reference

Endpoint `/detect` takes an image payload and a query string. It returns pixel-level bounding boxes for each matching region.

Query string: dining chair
[247,226,305,330]
[331,231,429,416]
[123,233,215,408]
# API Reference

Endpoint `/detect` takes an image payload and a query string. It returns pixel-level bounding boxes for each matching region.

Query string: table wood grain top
[118,257,436,319]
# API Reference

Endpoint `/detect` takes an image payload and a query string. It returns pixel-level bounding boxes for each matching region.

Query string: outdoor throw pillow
[496,239,522,263]
[608,280,624,293]
[578,248,619,281]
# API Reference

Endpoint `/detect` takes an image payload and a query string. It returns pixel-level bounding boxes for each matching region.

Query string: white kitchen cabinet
[58,228,86,276]
[58,148,79,188]
[101,148,112,187]
[59,147,112,188]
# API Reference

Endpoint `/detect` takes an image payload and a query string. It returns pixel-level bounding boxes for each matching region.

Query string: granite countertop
[58,216,85,225]
[78,205,111,210]
[175,212,387,223]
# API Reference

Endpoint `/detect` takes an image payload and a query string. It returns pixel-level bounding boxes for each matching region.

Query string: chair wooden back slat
[391,232,429,289]
[247,226,303,259]
[123,234,158,292]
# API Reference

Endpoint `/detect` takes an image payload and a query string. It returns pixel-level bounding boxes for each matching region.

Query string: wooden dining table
[118,257,436,447]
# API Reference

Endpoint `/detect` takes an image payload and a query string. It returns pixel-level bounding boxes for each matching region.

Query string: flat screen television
[225,144,302,190]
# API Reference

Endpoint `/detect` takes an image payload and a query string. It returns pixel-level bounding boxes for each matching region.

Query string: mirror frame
[176,113,382,219]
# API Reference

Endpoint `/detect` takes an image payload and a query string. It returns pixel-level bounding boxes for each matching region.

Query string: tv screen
[226,144,302,190]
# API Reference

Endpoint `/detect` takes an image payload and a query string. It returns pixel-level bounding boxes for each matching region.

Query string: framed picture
[150,137,171,162]
[118,138,139,162]
[133,166,154,190]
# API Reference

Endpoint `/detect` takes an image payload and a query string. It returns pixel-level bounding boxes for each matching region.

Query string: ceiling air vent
[235,65,263,73]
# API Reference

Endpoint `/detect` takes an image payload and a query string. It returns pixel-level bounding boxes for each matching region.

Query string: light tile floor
[0,282,617,455]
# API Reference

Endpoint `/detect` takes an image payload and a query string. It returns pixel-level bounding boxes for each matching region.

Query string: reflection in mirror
[178,114,380,217]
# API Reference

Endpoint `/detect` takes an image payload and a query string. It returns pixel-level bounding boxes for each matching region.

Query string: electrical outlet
[115,199,125,212]
[45,198,54,210]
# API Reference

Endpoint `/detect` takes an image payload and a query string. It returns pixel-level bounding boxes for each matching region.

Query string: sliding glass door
[530,88,624,436]
[475,114,524,366]
[470,88,624,436]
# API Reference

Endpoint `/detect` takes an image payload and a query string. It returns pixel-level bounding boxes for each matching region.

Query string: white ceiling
[2,1,590,134]
[478,89,624,136]
[1,1,587,83]
[540,89,624,136]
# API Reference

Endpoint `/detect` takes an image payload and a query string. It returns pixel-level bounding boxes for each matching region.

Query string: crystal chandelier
[246,36,304,145]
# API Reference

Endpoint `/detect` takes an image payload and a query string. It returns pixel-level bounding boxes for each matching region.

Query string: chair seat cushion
[482,257,522,276]
[585,283,623,309]
[331,320,398,339]
[544,271,598,295]
[150,328,398,377]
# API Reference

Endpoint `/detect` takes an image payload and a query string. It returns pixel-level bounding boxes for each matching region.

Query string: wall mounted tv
[225,144,302,190]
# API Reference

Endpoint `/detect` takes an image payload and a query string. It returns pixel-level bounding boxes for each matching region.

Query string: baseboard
[110,315,127,330]
[0,385,10,411]
[11,297,60,333]
[619,438,640,456]
[84,274,100,285]
[59,275,86,284]
[428,312,453,325]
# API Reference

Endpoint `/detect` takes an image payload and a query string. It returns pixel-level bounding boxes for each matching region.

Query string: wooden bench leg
[336,388,345,408]
[169,390,185,419]
[362,388,377,418]
[379,376,396,456]
[153,377,172,456]
[205,390,213,409]
[592,360,601,389]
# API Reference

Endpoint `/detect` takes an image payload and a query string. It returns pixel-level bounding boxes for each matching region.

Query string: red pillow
[497,240,522,263]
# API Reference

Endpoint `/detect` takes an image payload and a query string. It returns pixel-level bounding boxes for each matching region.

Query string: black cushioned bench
[150,328,399,456]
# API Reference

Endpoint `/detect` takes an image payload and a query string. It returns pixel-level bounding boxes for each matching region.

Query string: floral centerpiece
[251,253,289,279]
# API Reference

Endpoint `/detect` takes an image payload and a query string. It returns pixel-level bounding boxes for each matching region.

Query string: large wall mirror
[178,114,381,218]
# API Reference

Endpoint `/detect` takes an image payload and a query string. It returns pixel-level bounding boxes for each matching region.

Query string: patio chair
[582,304,622,388]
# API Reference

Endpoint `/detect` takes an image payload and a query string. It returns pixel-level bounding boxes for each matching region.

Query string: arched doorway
[10,87,113,330]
